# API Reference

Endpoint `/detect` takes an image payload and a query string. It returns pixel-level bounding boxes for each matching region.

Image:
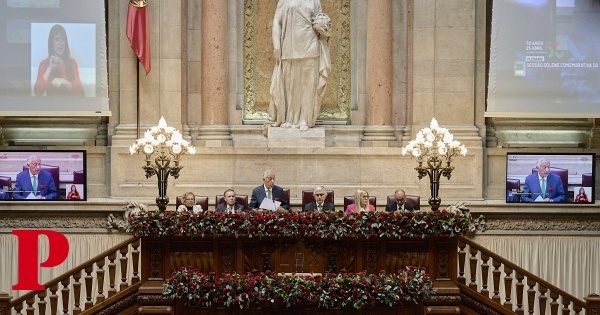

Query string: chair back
[582,173,593,187]
[73,170,84,184]
[175,195,209,211]
[23,164,60,190]
[506,178,520,191]
[343,195,376,211]
[386,194,420,210]
[531,167,568,192]
[283,188,290,204]
[0,176,11,189]
[301,189,334,209]
[215,194,249,210]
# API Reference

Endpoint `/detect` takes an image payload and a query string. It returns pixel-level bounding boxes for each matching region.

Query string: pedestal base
[267,127,325,148]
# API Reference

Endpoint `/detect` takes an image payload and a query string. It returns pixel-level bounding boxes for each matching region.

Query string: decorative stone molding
[0,217,112,229]
[482,218,600,231]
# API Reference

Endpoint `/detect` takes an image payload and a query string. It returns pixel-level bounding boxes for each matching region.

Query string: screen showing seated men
[506,153,595,203]
[0,0,108,115]
[0,150,87,201]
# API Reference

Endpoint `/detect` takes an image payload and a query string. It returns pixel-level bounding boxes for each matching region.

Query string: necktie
[267,190,272,200]
[32,176,38,195]
[541,178,546,198]
[317,204,322,211]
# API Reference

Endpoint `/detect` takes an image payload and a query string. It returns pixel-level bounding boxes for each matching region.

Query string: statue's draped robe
[268,0,331,128]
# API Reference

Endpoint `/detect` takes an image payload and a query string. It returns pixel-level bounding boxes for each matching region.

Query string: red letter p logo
[12,230,69,290]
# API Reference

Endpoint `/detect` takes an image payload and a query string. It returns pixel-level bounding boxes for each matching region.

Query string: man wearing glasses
[304,186,334,211]
[385,189,415,211]
[522,158,566,202]
[249,170,289,210]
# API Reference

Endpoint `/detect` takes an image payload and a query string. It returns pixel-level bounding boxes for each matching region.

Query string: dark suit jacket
[303,201,335,212]
[249,185,289,210]
[385,201,415,211]
[215,202,244,212]
[13,170,58,200]
[522,172,566,202]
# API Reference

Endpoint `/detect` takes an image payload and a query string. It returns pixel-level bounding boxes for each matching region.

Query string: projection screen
[486,0,600,118]
[0,0,109,116]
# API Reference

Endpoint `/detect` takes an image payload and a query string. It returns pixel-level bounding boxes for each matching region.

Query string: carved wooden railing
[457,236,600,315]
[0,237,141,315]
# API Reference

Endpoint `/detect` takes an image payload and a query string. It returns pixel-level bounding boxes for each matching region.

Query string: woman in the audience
[177,191,203,213]
[345,189,375,214]
[575,187,589,203]
[67,184,80,200]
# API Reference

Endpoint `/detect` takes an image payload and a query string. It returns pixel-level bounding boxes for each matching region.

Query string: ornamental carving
[220,242,235,273]
[460,293,503,315]
[0,217,112,229]
[97,293,138,315]
[483,218,600,231]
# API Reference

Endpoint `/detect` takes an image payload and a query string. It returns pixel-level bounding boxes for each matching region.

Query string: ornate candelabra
[130,117,196,210]
[402,118,467,211]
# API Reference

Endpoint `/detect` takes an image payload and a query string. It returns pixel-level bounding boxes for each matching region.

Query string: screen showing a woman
[67,184,81,200]
[34,24,84,97]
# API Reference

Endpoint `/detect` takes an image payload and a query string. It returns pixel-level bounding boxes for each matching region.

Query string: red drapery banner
[126,0,151,74]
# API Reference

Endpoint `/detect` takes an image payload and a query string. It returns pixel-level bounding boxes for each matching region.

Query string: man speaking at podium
[521,158,565,203]
[13,156,58,200]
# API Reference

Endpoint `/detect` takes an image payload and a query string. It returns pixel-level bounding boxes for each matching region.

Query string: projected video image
[505,153,596,204]
[0,150,87,201]
[0,0,108,115]
[30,23,96,97]
[487,0,600,117]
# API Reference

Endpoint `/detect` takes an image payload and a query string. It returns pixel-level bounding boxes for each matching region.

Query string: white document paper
[259,198,281,211]
[534,195,544,202]
[25,192,36,199]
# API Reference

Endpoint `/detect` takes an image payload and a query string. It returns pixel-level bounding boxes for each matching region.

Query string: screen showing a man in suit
[0,150,87,201]
[506,153,595,203]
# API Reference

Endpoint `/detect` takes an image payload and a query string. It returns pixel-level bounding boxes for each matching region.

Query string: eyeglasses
[184,198,195,201]
[361,195,369,199]
[315,193,324,197]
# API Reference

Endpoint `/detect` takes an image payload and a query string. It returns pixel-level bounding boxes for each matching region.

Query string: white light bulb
[172,144,182,154]
[143,144,154,154]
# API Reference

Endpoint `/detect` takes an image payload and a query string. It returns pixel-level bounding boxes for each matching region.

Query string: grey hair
[536,158,550,167]
[313,186,326,195]
[27,155,41,165]
[263,170,275,178]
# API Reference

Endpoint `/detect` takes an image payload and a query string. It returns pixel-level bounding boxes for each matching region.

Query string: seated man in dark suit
[249,170,289,210]
[216,189,245,213]
[13,156,58,200]
[303,186,335,212]
[385,189,415,211]
[522,158,566,203]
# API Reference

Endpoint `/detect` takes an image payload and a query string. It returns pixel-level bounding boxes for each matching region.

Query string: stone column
[199,0,232,147]
[363,0,397,147]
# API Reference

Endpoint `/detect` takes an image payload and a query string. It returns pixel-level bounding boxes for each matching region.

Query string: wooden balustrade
[2,232,599,314]
[0,237,141,315]
[458,236,600,315]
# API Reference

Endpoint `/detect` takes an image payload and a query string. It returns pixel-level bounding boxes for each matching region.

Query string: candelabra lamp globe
[402,118,467,211]
[129,117,196,211]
